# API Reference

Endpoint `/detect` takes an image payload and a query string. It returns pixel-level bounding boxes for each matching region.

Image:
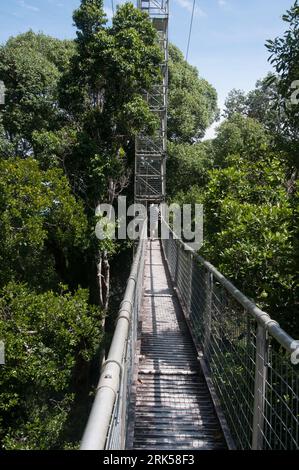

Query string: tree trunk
[96,249,110,312]
[96,179,116,365]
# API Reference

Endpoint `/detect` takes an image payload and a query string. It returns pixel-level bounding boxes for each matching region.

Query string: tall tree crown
[73,0,107,39]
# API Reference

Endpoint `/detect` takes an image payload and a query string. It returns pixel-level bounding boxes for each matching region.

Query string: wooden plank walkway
[129,240,226,450]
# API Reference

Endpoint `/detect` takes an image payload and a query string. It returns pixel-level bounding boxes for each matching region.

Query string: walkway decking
[129,240,226,450]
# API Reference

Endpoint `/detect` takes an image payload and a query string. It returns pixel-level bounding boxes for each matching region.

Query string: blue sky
[0,0,294,137]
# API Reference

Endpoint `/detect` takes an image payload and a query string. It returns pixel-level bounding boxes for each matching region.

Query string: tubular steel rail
[161,224,299,450]
[80,223,147,450]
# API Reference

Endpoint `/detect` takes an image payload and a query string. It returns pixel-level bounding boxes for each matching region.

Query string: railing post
[174,240,180,286]
[186,252,193,317]
[204,271,213,355]
[252,324,267,450]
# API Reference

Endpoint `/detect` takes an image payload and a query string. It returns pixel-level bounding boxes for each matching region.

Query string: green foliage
[266,1,299,159]
[266,0,299,98]
[0,283,102,449]
[32,127,79,170]
[0,2,178,449]
[224,1,299,162]
[167,140,214,198]
[0,117,14,158]
[201,152,297,333]
[4,30,75,73]
[212,113,270,167]
[0,158,88,289]
[73,0,107,39]
[171,109,298,335]
[168,44,219,142]
[0,32,75,156]
[246,76,282,132]
[223,89,248,118]
[223,75,291,143]
[62,2,162,126]
[3,0,296,452]
[58,2,163,210]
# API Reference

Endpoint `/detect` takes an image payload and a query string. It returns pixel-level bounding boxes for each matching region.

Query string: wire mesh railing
[161,225,299,450]
[80,223,146,450]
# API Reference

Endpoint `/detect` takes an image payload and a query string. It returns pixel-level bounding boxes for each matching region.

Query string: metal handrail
[161,219,299,450]
[80,222,147,450]
[170,229,297,356]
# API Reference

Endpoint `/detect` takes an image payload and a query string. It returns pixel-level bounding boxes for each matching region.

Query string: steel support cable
[186,0,196,61]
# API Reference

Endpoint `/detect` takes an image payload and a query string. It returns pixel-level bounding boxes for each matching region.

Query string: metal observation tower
[135,0,169,203]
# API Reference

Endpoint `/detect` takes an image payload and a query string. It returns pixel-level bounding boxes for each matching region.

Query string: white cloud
[175,0,207,18]
[218,0,228,7]
[17,0,40,12]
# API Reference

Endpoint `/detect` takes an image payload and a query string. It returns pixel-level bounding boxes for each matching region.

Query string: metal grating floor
[130,240,226,450]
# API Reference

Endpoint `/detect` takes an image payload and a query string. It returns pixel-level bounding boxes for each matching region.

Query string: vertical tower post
[135,0,169,204]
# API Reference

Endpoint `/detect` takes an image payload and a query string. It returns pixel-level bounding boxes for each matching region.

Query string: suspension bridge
[80,1,299,450]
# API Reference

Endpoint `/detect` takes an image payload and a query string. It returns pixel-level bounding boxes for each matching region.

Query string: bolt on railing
[161,223,299,450]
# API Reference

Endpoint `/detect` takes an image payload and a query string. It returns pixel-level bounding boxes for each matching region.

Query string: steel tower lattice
[135,0,169,203]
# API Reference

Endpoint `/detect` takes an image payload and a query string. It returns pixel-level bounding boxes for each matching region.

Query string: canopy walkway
[127,240,226,450]
[81,224,299,451]
[80,0,298,451]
